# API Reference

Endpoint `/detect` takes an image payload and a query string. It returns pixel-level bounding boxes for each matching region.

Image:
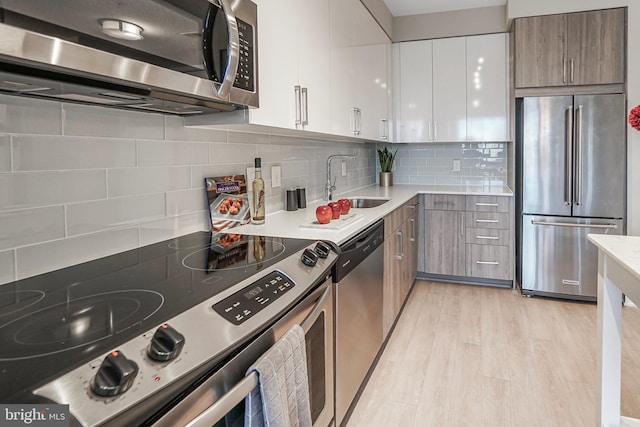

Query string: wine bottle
[252,157,265,224]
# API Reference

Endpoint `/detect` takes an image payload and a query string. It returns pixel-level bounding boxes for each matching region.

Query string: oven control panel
[212,271,296,325]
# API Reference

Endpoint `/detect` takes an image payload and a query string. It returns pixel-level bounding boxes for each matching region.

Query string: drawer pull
[476,235,499,240]
[475,219,499,223]
[475,203,499,207]
[476,261,499,265]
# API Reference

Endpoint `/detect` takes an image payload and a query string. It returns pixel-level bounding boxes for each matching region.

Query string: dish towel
[244,324,312,427]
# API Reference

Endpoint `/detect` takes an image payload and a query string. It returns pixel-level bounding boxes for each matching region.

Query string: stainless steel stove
[0,231,338,426]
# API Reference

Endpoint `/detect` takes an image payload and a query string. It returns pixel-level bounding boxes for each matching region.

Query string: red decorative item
[629,105,640,132]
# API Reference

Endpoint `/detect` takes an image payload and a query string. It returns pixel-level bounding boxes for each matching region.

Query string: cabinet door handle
[380,119,388,140]
[396,230,404,260]
[563,57,567,83]
[476,235,499,240]
[475,203,498,207]
[352,108,361,135]
[460,212,464,236]
[570,58,574,83]
[476,261,499,265]
[294,85,302,126]
[301,87,309,126]
[475,219,499,223]
[434,121,438,141]
[410,218,415,242]
[428,121,432,141]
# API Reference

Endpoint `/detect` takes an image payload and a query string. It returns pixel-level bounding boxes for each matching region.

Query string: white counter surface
[588,234,640,427]
[233,184,512,245]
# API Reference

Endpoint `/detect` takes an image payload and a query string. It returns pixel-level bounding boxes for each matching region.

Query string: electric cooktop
[0,231,319,402]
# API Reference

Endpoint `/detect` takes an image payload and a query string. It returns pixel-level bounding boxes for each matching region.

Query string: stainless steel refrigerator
[517,94,626,301]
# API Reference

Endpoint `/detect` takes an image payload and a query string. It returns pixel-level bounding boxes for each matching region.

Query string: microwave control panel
[234,18,255,92]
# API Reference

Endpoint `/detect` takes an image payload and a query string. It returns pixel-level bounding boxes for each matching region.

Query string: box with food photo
[205,175,251,232]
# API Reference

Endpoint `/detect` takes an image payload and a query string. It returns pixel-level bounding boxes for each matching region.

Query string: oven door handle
[180,283,331,427]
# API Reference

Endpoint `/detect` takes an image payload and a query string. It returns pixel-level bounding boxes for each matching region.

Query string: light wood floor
[347,280,640,427]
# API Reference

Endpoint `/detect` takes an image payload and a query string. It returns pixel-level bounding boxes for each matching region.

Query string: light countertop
[232,184,513,246]
[588,234,640,303]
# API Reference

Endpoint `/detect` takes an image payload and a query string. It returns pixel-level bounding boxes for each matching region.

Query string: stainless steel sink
[347,198,389,208]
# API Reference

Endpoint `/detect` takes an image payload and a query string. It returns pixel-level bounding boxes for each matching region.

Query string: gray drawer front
[465,228,510,245]
[465,195,510,212]
[423,194,466,211]
[466,244,510,280]
[465,212,509,229]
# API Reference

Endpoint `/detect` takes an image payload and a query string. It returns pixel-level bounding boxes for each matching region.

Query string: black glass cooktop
[0,231,314,401]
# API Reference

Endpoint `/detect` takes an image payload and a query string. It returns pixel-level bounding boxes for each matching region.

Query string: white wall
[507,0,640,235]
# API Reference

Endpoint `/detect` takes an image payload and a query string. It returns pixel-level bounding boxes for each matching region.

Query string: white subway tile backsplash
[139,212,209,246]
[107,166,190,197]
[165,116,227,142]
[190,164,248,188]
[13,135,136,171]
[0,170,107,210]
[0,135,10,171]
[0,250,15,285]
[0,206,65,251]
[15,227,139,280]
[62,103,165,139]
[228,130,270,145]
[0,95,62,135]
[66,194,166,236]
[209,142,257,164]
[166,188,208,216]
[137,140,209,166]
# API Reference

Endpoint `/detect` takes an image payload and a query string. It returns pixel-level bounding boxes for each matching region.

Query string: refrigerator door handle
[575,105,583,206]
[531,220,618,230]
[564,106,573,206]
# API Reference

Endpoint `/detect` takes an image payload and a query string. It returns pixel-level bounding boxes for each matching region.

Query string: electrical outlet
[246,167,256,189]
[452,159,461,172]
[341,161,347,177]
[271,165,282,188]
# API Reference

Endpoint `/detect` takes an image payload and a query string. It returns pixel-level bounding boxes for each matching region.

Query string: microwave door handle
[216,0,240,99]
[169,283,331,427]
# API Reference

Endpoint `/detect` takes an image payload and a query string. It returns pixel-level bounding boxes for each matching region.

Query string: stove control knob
[314,241,331,259]
[301,248,318,267]
[148,323,185,362]
[91,350,138,397]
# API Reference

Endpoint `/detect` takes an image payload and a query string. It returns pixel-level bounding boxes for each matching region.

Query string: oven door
[153,280,334,427]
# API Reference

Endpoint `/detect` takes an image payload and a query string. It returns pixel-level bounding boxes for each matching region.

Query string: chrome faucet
[325,155,357,201]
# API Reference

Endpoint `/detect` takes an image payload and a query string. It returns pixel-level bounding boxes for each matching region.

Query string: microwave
[0,0,258,115]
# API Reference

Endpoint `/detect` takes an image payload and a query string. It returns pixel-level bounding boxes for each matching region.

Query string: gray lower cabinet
[421,194,513,284]
[424,209,465,276]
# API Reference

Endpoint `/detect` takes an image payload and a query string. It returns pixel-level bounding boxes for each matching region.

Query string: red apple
[338,198,351,214]
[328,202,341,219]
[315,205,332,224]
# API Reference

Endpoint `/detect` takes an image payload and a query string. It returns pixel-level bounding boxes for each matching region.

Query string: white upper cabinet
[250,0,331,133]
[330,0,391,140]
[432,37,467,142]
[393,33,508,143]
[393,40,433,143]
[466,33,508,142]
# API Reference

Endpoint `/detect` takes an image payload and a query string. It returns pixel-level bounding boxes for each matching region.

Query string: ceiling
[382,0,507,17]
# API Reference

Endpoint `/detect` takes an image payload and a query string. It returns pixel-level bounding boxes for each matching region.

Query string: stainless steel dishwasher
[333,219,385,426]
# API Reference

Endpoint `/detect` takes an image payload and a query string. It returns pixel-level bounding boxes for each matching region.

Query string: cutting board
[299,213,364,230]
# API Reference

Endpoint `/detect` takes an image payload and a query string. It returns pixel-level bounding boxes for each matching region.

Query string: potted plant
[377,146,397,187]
